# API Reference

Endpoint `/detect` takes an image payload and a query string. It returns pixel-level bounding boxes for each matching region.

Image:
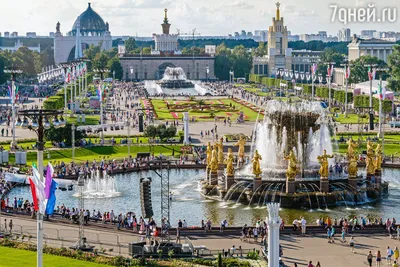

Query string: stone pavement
[2,214,399,266]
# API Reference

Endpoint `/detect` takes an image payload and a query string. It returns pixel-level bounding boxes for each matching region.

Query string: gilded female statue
[206,142,212,166]
[252,150,262,178]
[317,150,333,179]
[225,148,235,176]
[216,138,224,164]
[374,143,382,172]
[346,138,358,159]
[348,155,358,178]
[284,150,298,181]
[234,135,246,161]
[366,140,375,175]
[209,148,219,173]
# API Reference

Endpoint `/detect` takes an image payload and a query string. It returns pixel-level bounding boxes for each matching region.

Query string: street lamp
[93,68,109,144]
[59,62,74,114]
[4,67,23,150]
[340,62,352,117]
[324,62,335,109]
[18,109,65,267]
[375,67,389,153]
[364,63,378,130]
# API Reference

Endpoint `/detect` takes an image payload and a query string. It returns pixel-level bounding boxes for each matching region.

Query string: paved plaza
[3,214,400,266]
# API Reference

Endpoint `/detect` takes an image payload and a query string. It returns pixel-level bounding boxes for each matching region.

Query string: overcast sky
[1,0,399,37]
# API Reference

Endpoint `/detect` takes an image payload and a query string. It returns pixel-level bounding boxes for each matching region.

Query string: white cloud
[220,1,254,9]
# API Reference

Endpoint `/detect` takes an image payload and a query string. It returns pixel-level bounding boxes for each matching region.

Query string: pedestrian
[367,251,373,267]
[388,246,394,265]
[376,250,382,267]
[4,219,7,232]
[175,227,181,244]
[307,261,314,267]
[8,219,13,233]
[394,247,399,262]
[327,227,332,243]
[349,237,355,253]
[301,217,307,234]
[316,262,321,267]
[341,227,346,243]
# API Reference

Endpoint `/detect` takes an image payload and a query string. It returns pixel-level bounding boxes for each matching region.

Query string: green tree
[142,47,152,54]
[252,42,268,57]
[317,48,345,77]
[349,55,387,84]
[144,125,157,139]
[44,124,86,146]
[107,58,123,80]
[124,37,136,53]
[214,43,232,80]
[230,45,252,78]
[92,52,110,70]
[387,45,400,92]
[12,47,41,78]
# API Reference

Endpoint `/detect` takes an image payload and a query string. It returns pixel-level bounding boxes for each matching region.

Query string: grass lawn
[150,99,262,121]
[0,246,109,267]
[67,115,100,126]
[332,113,379,124]
[11,144,183,165]
[336,143,399,155]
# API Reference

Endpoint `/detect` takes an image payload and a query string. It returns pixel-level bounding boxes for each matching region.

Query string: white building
[348,35,395,63]
[0,39,40,53]
[54,3,112,64]
[338,28,351,42]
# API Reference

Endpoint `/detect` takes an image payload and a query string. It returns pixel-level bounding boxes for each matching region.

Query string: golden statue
[374,143,382,172]
[216,138,224,164]
[208,148,219,173]
[225,148,235,176]
[234,135,246,161]
[348,155,358,178]
[366,140,375,175]
[252,150,262,178]
[317,149,333,179]
[346,138,358,159]
[206,142,212,166]
[284,150,298,181]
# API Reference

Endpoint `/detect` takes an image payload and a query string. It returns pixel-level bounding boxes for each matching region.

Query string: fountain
[157,67,194,88]
[200,100,389,208]
[74,170,121,199]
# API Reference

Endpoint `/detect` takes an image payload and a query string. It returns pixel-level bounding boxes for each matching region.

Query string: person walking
[341,227,346,243]
[393,261,399,267]
[349,237,355,253]
[388,246,394,265]
[367,251,373,267]
[301,217,307,234]
[316,262,321,267]
[175,227,181,244]
[376,250,382,267]
[394,247,399,263]
[8,219,13,233]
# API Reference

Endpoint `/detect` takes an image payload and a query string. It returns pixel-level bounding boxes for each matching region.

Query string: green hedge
[354,95,392,113]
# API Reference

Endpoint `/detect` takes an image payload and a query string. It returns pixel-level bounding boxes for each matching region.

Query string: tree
[144,125,157,139]
[92,51,110,70]
[142,47,152,54]
[317,48,345,77]
[12,47,41,78]
[387,45,400,92]
[44,124,86,146]
[348,56,387,84]
[124,37,136,53]
[107,57,123,80]
[252,42,268,57]
[230,45,252,78]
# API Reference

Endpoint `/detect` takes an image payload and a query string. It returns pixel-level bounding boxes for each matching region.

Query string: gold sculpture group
[206,135,382,181]
[206,136,247,176]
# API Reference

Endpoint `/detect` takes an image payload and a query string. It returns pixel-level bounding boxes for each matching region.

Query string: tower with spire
[74,16,83,59]
[161,8,171,35]
[152,8,180,55]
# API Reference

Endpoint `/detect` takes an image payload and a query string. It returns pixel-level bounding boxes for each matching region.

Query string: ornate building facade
[54,3,112,64]
[251,2,321,77]
[119,9,215,81]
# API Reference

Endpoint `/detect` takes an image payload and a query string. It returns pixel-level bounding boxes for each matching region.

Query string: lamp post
[323,62,335,109]
[364,64,378,130]
[340,62,352,117]
[93,68,109,144]
[60,62,73,114]
[18,109,65,267]
[4,67,23,150]
[375,67,389,153]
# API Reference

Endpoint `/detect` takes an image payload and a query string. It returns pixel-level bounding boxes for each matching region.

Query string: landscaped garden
[148,98,263,121]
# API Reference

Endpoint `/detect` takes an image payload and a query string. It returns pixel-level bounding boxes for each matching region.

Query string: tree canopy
[349,55,387,84]
[387,45,400,92]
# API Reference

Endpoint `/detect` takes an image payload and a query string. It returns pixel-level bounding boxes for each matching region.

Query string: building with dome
[54,3,112,64]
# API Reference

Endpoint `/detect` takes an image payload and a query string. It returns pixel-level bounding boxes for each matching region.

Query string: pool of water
[7,168,400,227]
[144,81,206,95]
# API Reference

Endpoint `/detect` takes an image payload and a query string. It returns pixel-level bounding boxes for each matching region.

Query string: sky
[1,0,399,37]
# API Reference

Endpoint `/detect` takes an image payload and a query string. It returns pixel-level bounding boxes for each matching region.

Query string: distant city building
[205,45,216,57]
[337,28,351,42]
[0,39,41,53]
[251,3,321,77]
[119,9,215,81]
[54,3,112,64]
[4,32,9,38]
[10,32,18,37]
[49,32,55,38]
[299,31,337,42]
[360,30,376,39]
[288,34,299,42]
[348,34,395,63]
[253,30,268,42]
[26,32,37,38]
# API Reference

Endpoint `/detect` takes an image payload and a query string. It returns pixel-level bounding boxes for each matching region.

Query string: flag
[45,179,58,215]
[29,165,47,214]
[327,65,331,77]
[97,84,103,100]
[378,83,387,100]
[345,66,351,79]
[311,63,317,75]
[368,67,376,81]
[44,163,54,199]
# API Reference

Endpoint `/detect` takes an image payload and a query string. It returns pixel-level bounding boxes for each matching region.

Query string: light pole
[93,68,109,144]
[324,62,335,109]
[365,64,377,130]
[340,62,352,117]
[60,62,73,114]
[375,67,389,153]
[18,109,65,267]
[4,67,23,150]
